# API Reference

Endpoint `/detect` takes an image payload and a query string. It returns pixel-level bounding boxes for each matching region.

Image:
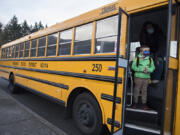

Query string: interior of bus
[124,6,171,135]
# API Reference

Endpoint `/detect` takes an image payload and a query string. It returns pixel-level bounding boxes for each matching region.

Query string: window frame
[73,22,93,55]
[46,33,58,57]
[94,15,118,54]
[30,39,38,57]
[12,45,16,58]
[19,42,25,58]
[15,44,20,58]
[24,41,30,58]
[1,48,6,58]
[9,46,13,58]
[37,36,47,57]
[58,29,72,56]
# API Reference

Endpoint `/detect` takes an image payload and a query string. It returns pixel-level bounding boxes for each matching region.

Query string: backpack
[136,56,152,67]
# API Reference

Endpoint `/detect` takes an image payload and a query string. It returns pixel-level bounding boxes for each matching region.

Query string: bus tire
[73,93,102,135]
[8,74,18,94]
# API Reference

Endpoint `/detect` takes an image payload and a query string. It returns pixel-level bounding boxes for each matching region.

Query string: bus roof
[1,0,168,48]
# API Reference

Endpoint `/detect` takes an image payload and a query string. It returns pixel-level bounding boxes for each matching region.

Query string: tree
[21,20,30,36]
[30,21,45,33]
[0,15,46,45]
[38,21,44,30]
[31,22,39,33]
[3,15,22,43]
[0,22,3,46]
[0,22,2,33]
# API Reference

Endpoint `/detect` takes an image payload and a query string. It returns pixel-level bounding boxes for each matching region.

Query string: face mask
[143,50,150,57]
[147,28,154,34]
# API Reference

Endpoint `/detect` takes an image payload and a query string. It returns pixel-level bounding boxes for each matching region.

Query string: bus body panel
[0,59,124,131]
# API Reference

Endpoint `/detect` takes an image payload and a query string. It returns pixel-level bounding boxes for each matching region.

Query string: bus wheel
[73,93,102,135]
[8,74,18,94]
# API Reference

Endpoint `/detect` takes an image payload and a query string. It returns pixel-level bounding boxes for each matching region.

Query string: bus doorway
[123,2,179,135]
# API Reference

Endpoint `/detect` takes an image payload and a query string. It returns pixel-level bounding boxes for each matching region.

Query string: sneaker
[142,104,150,110]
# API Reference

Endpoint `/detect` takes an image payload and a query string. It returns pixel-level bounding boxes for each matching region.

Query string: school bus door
[163,1,180,135]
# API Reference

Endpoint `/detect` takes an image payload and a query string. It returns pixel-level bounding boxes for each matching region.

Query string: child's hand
[144,67,148,73]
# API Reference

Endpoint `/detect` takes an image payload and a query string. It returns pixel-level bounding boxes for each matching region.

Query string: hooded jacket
[131,54,155,79]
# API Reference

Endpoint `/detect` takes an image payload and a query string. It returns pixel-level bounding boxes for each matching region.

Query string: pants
[134,77,149,104]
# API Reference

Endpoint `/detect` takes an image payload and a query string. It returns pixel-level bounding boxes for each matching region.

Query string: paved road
[0,85,67,135]
[0,78,82,135]
[0,78,110,135]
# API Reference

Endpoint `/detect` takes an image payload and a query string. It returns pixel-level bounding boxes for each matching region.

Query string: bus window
[12,46,15,58]
[59,29,72,56]
[31,39,37,57]
[47,33,58,56]
[24,41,30,57]
[38,36,46,57]
[3,48,6,58]
[9,46,13,58]
[1,49,4,58]
[1,49,3,58]
[74,23,93,55]
[5,48,7,58]
[95,15,118,53]
[15,45,19,58]
[2,48,5,58]
[19,43,24,58]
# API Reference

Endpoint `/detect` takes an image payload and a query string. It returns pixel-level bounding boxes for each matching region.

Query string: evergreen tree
[31,22,39,33]
[0,22,3,46]
[0,22,2,33]
[21,20,30,36]
[3,15,22,43]
[0,15,46,45]
[38,21,44,30]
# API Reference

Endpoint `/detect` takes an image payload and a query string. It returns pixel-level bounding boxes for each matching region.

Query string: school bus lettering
[21,62,26,66]
[100,4,116,15]
[12,62,19,66]
[29,62,37,67]
[92,64,102,72]
[40,63,48,68]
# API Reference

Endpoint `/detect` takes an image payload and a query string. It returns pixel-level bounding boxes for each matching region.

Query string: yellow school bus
[0,0,180,135]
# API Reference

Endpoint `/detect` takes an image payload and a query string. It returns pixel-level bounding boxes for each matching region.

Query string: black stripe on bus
[101,93,121,104]
[0,69,9,73]
[107,118,120,128]
[16,83,66,106]
[15,74,69,90]
[0,55,117,61]
[0,65,122,83]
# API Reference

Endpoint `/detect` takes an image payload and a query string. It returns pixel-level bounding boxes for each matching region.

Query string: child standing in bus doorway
[131,46,155,110]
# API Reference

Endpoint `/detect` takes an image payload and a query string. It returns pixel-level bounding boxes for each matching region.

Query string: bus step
[126,107,158,114]
[125,108,158,124]
[126,92,133,96]
[125,123,161,135]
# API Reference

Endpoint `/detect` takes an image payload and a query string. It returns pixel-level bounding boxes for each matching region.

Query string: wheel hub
[78,103,94,127]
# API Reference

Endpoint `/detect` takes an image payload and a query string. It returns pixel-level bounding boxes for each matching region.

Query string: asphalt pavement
[0,78,82,135]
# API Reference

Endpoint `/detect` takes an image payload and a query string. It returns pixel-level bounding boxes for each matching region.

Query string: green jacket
[131,54,155,79]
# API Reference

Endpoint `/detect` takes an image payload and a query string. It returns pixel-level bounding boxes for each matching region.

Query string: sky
[0,0,116,27]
